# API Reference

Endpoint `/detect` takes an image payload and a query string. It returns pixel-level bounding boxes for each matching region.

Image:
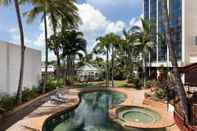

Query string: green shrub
[133,78,142,89]
[154,88,167,99]
[79,83,96,88]
[144,80,153,89]
[144,92,151,98]
[127,75,142,89]
[119,83,128,88]
[0,95,16,111]
[22,88,39,102]
[127,75,134,83]
[46,76,64,92]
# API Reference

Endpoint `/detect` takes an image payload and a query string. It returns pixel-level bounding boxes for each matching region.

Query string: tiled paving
[6,88,180,131]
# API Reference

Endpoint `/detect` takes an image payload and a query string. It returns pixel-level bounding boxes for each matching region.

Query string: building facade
[0,41,41,95]
[76,64,101,81]
[143,0,197,67]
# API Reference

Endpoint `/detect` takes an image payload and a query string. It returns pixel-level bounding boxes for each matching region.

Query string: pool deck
[6,88,180,131]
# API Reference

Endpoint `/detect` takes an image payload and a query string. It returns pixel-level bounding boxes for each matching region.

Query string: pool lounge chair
[49,94,70,104]
[57,93,70,100]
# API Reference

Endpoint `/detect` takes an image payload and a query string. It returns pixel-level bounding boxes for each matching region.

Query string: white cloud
[77,3,126,51]
[8,27,32,46]
[77,4,108,32]
[86,0,138,8]
[8,27,18,33]
[34,3,141,60]
[33,17,53,48]
[105,21,125,34]
[129,18,137,26]
[129,14,143,28]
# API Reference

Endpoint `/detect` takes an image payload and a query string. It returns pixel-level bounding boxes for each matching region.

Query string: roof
[41,65,55,72]
[179,63,197,73]
[77,64,99,71]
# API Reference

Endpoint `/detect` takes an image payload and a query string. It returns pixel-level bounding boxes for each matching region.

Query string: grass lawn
[74,80,128,88]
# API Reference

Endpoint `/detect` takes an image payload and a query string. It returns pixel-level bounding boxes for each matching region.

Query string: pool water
[119,107,161,123]
[43,91,126,131]
[43,91,165,131]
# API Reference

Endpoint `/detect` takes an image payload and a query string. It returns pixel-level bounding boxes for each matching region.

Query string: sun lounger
[49,94,71,105]
[57,93,69,100]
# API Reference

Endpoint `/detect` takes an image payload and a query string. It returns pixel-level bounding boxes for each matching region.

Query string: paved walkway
[6,88,180,131]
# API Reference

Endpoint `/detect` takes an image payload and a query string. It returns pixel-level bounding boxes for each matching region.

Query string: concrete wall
[183,0,197,64]
[0,41,41,95]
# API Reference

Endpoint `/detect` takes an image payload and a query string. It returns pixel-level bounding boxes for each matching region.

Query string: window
[195,36,197,45]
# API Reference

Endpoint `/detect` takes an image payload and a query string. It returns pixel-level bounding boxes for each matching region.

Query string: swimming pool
[43,91,165,131]
[43,91,126,131]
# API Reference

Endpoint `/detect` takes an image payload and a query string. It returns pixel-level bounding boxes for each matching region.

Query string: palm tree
[94,35,111,88]
[122,29,140,77]
[161,0,190,123]
[0,0,25,104]
[106,33,121,87]
[61,30,87,85]
[131,19,154,87]
[48,34,61,72]
[24,0,80,92]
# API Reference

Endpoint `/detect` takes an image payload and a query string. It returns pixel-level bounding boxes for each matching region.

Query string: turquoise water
[119,107,161,123]
[43,91,165,131]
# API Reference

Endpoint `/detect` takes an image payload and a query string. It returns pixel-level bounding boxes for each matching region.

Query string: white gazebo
[76,64,101,81]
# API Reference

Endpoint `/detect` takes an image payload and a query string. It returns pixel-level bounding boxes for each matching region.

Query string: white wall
[0,41,41,95]
[183,0,197,65]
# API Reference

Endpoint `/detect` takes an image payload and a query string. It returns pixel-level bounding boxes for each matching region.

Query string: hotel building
[143,0,197,67]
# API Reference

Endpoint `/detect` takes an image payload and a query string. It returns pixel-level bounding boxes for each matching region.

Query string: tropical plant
[122,28,141,78]
[132,19,154,87]
[94,34,111,88]
[105,33,121,87]
[61,30,87,85]
[0,95,16,111]
[0,0,25,104]
[48,34,62,71]
[24,0,80,93]
[161,0,190,123]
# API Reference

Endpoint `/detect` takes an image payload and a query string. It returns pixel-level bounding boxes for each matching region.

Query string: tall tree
[25,0,80,92]
[94,35,111,88]
[132,19,154,87]
[48,34,61,72]
[106,33,121,87]
[122,28,140,77]
[0,0,25,104]
[161,0,190,123]
[61,30,87,85]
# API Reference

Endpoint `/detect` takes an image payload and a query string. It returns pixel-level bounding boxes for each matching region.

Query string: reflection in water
[43,91,165,131]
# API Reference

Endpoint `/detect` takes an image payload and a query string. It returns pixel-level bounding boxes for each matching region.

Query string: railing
[174,99,197,125]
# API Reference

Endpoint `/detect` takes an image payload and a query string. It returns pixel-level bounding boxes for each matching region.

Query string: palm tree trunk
[143,55,147,87]
[111,46,114,87]
[106,48,109,88]
[51,15,61,76]
[15,0,25,104]
[56,54,61,69]
[43,11,48,93]
[161,0,190,123]
[64,56,69,85]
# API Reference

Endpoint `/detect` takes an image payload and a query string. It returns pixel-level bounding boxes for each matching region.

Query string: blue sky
[0,0,142,60]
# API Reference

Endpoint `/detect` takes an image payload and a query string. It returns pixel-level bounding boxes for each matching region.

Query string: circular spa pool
[118,106,161,124]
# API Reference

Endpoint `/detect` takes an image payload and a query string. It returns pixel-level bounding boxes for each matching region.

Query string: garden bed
[0,89,57,131]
